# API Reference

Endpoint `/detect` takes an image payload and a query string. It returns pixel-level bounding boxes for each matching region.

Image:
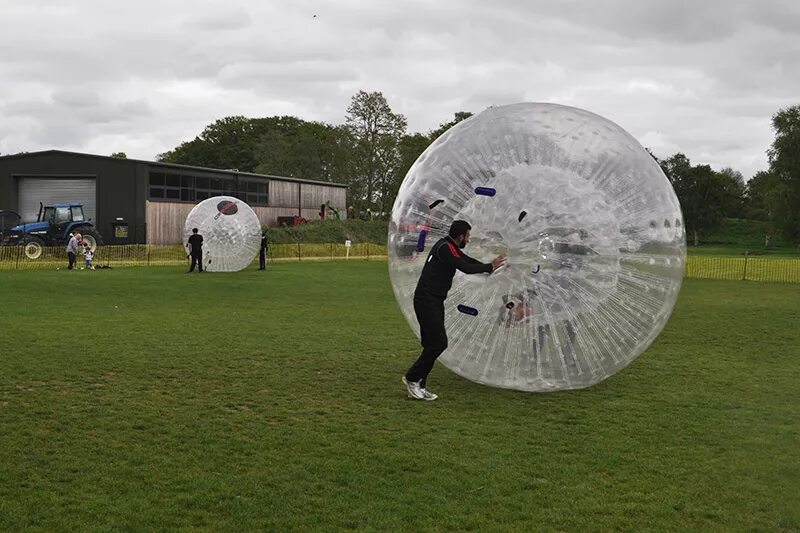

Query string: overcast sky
[1,0,798,179]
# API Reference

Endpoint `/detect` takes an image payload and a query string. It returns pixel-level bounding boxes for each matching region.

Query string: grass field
[1,263,799,531]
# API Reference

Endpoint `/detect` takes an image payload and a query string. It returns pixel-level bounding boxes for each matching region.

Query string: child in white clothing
[83,246,95,270]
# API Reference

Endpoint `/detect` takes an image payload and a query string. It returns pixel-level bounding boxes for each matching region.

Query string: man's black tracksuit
[404,236,494,386]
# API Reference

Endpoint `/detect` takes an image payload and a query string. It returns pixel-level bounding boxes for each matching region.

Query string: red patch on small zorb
[217,200,238,215]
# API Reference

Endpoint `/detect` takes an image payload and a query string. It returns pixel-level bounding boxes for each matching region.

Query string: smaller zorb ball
[183,196,261,272]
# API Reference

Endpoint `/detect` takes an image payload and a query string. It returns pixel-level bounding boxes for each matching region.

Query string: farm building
[0,150,347,244]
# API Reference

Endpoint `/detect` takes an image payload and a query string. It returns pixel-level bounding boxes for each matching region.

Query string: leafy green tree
[746,170,790,246]
[158,116,265,172]
[744,170,772,222]
[110,152,128,159]
[715,167,746,218]
[254,118,353,183]
[658,152,691,188]
[766,105,800,241]
[345,91,407,215]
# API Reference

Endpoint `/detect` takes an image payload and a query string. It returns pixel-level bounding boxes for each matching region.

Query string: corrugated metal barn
[0,150,348,244]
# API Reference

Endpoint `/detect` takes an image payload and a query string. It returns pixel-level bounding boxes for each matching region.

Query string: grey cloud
[182,8,253,31]
[1,0,797,179]
[52,89,102,108]
[118,99,155,117]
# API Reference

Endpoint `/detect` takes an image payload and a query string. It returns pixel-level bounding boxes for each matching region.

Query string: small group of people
[346,205,374,221]
[184,227,270,273]
[65,230,94,270]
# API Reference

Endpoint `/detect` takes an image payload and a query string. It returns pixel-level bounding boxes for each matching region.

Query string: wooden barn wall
[146,201,194,245]
[269,180,299,208]
[328,187,346,210]
[270,180,346,212]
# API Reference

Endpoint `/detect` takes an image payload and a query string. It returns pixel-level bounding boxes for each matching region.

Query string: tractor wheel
[77,227,103,252]
[22,236,45,260]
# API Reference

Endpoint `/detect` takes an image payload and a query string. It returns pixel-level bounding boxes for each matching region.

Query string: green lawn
[1,263,798,531]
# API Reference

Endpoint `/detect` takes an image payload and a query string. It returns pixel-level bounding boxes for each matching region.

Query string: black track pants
[405,295,448,387]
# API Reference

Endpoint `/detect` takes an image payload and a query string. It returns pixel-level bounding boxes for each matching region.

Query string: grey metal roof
[0,149,348,188]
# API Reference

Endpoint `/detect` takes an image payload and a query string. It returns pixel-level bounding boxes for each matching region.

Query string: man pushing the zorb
[403,220,506,401]
[389,103,686,396]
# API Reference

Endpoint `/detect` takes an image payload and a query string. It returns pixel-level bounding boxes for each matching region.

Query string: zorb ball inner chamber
[183,196,261,272]
[388,103,686,392]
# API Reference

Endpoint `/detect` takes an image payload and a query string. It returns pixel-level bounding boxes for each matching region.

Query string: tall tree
[744,170,772,222]
[345,91,407,215]
[766,105,800,241]
[745,170,785,246]
[658,152,692,188]
[715,167,746,218]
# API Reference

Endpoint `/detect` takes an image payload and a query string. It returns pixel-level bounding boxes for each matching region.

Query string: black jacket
[187,234,203,254]
[415,236,493,299]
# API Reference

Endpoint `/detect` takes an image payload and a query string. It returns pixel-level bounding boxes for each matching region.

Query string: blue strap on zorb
[457,304,479,316]
[416,230,428,252]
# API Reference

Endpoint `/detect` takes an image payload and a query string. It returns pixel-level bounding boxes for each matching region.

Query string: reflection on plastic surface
[388,103,686,391]
[183,196,261,272]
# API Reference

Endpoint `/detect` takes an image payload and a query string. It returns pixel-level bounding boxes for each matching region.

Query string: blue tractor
[2,203,103,259]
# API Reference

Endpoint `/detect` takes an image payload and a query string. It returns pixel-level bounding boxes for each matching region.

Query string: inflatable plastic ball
[388,103,685,392]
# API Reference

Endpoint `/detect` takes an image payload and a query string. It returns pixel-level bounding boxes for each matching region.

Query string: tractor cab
[40,204,87,240]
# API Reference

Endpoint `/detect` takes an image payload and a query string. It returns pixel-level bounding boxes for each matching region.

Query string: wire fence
[0,243,388,271]
[1,244,799,283]
[685,254,800,283]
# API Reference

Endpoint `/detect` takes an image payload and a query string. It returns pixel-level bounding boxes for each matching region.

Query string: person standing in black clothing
[187,227,204,273]
[402,220,506,401]
[259,231,269,270]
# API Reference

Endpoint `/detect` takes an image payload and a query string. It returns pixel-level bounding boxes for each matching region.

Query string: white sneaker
[420,388,438,401]
[402,376,424,399]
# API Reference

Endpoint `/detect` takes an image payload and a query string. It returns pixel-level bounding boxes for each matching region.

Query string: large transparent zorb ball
[183,196,261,272]
[388,103,685,391]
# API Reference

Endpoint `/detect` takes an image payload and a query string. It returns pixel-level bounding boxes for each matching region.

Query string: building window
[238,179,269,206]
[148,170,258,204]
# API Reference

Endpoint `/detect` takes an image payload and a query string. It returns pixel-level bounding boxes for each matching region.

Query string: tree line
[158,91,471,218]
[655,105,800,246]
[158,92,800,245]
